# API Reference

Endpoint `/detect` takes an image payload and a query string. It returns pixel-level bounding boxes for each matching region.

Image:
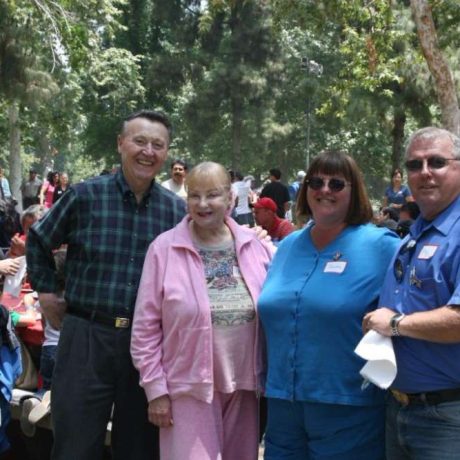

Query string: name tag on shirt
[324,261,347,274]
[233,266,241,277]
[418,244,438,260]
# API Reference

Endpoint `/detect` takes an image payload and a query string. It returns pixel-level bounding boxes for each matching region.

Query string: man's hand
[362,307,396,336]
[0,258,21,276]
[38,293,67,330]
[148,395,173,427]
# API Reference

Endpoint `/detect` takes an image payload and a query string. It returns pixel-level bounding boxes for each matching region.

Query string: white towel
[354,330,397,389]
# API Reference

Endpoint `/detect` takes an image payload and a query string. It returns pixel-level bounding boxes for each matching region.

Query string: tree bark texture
[410,0,460,135]
[392,108,406,171]
[8,101,22,208]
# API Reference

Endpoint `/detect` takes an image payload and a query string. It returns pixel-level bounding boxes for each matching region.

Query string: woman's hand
[148,395,173,427]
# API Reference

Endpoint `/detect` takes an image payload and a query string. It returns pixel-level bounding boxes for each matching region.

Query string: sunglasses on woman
[404,156,460,172]
[306,176,349,192]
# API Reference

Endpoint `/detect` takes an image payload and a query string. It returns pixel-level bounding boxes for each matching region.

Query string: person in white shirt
[161,159,188,199]
[231,171,254,226]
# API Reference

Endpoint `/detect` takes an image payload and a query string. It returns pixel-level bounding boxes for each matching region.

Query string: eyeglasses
[306,176,349,192]
[404,156,460,172]
[393,239,417,282]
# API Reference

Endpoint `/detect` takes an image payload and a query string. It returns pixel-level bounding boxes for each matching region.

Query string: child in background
[20,249,65,437]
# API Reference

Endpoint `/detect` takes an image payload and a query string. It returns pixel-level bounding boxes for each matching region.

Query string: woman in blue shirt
[383,168,413,210]
[258,150,400,460]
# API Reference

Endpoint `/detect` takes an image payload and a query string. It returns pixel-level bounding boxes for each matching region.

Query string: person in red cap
[254,197,295,243]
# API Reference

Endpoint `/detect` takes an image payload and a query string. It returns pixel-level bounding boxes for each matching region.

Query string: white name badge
[418,244,438,260]
[324,261,347,274]
[233,266,241,277]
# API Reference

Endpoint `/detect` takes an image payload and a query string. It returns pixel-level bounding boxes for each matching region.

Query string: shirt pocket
[168,326,212,384]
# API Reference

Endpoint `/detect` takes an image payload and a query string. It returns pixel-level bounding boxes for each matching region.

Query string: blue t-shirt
[384,185,411,206]
[258,224,400,406]
[379,195,460,393]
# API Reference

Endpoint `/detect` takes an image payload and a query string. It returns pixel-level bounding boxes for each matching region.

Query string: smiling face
[60,173,69,186]
[306,174,351,228]
[171,163,186,184]
[392,170,402,187]
[186,163,232,231]
[117,117,170,195]
[406,135,460,220]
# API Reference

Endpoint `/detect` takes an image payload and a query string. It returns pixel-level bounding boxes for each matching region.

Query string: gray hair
[21,204,46,226]
[405,127,460,160]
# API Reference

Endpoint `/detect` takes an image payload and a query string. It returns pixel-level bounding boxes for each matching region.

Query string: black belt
[67,307,132,329]
[391,388,460,406]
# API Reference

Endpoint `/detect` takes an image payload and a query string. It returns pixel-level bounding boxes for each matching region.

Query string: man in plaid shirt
[26,110,186,460]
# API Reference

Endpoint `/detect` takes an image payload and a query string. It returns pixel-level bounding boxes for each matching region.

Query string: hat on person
[254,197,277,213]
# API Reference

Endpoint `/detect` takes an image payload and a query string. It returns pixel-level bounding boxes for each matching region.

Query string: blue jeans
[235,212,254,227]
[40,345,57,392]
[386,393,460,460]
[0,395,11,453]
[264,398,385,460]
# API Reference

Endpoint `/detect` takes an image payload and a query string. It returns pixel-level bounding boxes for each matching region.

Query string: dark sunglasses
[405,156,460,172]
[393,239,417,282]
[306,176,349,192]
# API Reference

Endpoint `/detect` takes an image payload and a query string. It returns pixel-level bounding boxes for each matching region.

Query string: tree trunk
[410,0,460,135]
[8,101,22,209]
[231,96,243,171]
[38,131,54,177]
[391,108,406,171]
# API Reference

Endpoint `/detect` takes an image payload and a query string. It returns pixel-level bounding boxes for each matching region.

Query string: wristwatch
[390,313,406,337]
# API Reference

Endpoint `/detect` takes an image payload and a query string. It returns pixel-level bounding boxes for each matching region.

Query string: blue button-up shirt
[379,195,460,393]
[259,224,399,406]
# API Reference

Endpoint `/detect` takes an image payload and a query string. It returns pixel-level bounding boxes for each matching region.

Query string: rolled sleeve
[26,189,76,293]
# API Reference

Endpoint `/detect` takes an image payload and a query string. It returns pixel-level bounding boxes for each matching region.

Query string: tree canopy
[1,0,459,201]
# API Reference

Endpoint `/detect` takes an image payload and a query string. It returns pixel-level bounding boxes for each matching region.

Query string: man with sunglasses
[363,126,460,460]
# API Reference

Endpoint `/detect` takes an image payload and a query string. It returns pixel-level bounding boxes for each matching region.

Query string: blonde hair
[186,162,232,192]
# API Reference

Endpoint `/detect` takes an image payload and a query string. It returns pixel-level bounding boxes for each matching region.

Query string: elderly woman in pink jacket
[131,161,273,460]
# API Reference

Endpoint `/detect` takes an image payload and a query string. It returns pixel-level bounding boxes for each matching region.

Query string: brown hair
[296,150,373,225]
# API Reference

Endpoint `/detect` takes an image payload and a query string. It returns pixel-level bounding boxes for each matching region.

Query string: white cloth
[232,181,251,215]
[354,330,397,389]
[4,256,27,297]
[161,178,187,199]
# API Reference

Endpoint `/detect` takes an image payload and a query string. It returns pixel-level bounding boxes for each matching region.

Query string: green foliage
[0,0,458,191]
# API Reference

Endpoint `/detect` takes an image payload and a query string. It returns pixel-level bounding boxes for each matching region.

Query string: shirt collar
[411,193,460,238]
[115,169,156,201]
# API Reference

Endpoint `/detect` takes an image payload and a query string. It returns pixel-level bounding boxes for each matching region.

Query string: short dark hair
[391,168,403,179]
[120,110,172,142]
[400,201,420,220]
[382,207,399,221]
[234,171,243,181]
[269,168,281,180]
[171,159,188,170]
[297,150,373,225]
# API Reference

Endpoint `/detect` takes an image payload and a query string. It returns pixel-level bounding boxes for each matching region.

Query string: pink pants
[160,390,259,460]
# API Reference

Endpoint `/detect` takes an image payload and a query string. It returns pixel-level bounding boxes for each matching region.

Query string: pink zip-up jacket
[131,215,273,404]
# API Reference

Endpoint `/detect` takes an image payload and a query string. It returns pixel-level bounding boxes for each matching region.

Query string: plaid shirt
[26,170,186,316]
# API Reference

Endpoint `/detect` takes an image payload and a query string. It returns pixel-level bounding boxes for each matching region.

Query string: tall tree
[410,0,460,135]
